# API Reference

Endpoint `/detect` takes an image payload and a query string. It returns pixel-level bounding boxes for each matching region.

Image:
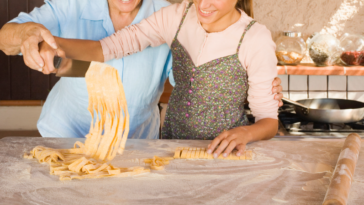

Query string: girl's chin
[197,17,216,25]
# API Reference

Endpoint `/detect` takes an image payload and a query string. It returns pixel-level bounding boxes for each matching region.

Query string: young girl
[42,0,279,158]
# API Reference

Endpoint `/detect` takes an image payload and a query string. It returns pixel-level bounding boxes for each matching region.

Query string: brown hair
[236,0,254,18]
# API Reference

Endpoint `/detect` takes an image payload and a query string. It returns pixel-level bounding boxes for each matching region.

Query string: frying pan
[282,97,364,123]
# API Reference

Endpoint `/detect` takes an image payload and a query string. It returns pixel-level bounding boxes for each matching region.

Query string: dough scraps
[173,147,253,160]
[144,156,174,170]
[24,62,149,180]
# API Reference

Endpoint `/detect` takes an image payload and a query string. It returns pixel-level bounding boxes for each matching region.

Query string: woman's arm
[100,1,187,61]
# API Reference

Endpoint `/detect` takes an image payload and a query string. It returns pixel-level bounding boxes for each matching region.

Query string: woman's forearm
[55,37,104,62]
[0,23,22,55]
[244,118,278,143]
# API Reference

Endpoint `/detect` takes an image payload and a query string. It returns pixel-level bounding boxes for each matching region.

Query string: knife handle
[53,56,62,69]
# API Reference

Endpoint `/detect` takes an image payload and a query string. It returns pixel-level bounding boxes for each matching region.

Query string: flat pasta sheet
[24,62,149,180]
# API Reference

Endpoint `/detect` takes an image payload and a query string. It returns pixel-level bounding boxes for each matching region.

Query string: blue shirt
[10,0,175,139]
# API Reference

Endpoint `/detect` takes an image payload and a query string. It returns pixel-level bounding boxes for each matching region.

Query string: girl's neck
[201,9,241,33]
[108,1,142,31]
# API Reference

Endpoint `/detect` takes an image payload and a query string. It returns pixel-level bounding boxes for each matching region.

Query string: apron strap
[173,2,194,40]
[236,20,257,54]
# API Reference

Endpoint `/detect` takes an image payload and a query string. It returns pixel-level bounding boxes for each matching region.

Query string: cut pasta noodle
[24,62,149,180]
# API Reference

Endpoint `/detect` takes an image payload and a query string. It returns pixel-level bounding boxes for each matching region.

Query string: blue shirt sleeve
[165,51,175,87]
[8,0,69,37]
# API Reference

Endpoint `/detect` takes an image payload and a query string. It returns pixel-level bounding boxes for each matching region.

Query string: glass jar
[339,33,364,66]
[275,31,306,65]
[308,34,341,66]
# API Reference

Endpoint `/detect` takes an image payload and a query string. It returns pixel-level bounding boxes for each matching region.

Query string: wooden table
[1,137,364,204]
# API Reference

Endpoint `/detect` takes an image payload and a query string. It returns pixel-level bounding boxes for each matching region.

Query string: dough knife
[53,56,91,77]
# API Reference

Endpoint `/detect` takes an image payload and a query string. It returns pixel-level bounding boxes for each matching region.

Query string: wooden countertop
[1,137,364,204]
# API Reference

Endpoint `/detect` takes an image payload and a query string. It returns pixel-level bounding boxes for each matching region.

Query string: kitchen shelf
[0,100,44,106]
[277,64,364,76]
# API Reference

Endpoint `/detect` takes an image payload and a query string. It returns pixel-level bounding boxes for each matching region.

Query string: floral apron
[162,3,256,140]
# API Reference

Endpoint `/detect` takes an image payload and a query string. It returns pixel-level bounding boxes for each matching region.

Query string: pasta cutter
[53,56,91,77]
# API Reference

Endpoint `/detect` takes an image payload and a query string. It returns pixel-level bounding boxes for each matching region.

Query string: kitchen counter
[1,137,364,204]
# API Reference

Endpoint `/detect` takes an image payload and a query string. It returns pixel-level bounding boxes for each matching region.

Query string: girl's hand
[37,40,68,75]
[207,126,252,158]
[272,77,284,107]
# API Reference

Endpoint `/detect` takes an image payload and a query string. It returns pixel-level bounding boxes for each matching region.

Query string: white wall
[0,107,42,130]
[169,0,364,40]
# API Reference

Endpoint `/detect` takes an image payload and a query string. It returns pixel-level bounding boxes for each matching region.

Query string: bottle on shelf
[275,31,306,65]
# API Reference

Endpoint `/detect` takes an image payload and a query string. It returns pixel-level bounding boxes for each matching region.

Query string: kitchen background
[1,0,364,134]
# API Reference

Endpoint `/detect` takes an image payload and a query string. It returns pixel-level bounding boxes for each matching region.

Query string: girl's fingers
[275,85,283,93]
[235,144,246,157]
[207,131,228,155]
[273,77,281,86]
[274,93,283,100]
[213,132,236,158]
[213,138,230,158]
[278,100,284,107]
[222,140,237,158]
[56,47,66,58]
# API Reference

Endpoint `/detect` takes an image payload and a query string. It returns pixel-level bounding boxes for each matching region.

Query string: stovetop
[277,104,364,137]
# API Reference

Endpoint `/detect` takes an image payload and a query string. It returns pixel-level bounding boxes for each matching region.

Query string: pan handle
[282,97,310,115]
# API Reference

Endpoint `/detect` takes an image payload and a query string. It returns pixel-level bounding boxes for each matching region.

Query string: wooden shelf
[0,81,174,106]
[277,64,364,76]
[0,100,44,106]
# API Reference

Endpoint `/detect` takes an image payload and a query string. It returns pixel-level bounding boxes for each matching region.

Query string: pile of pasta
[24,62,150,180]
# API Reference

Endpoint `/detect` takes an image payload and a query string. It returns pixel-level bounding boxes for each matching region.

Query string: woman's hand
[36,40,68,75]
[27,40,71,75]
[272,77,284,107]
[207,127,251,158]
[3,22,58,70]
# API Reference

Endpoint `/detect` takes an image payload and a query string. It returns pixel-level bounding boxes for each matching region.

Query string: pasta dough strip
[24,62,149,180]
[173,147,253,160]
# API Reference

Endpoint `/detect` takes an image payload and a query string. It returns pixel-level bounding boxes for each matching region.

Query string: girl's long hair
[236,0,254,18]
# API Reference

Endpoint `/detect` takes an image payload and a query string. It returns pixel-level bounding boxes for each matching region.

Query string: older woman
[0,0,283,140]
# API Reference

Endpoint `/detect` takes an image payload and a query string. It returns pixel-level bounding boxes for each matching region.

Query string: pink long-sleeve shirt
[101,0,278,121]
